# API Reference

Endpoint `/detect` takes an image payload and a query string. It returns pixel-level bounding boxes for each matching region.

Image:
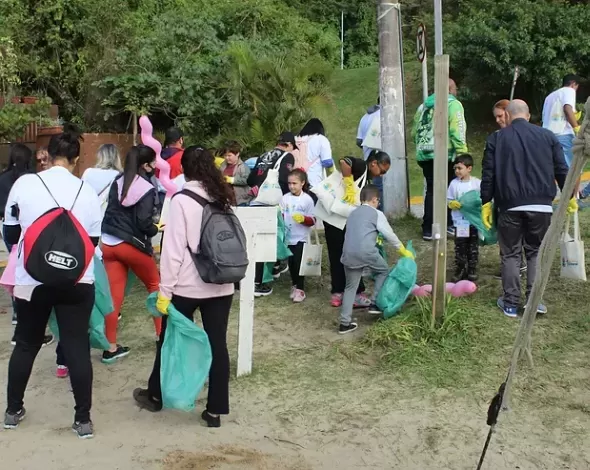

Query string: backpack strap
[98,179,114,197]
[35,174,85,211]
[273,152,288,170]
[174,188,209,207]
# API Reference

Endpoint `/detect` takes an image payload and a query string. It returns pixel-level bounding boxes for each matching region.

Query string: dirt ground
[1,278,589,470]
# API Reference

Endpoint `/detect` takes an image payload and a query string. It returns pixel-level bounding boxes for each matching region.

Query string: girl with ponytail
[101,144,162,364]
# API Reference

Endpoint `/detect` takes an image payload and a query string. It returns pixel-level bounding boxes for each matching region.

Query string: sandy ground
[1,286,589,470]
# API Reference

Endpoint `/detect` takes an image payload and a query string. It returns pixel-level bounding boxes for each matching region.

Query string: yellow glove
[567,197,578,215]
[448,200,462,210]
[376,233,384,247]
[225,175,234,184]
[156,292,171,315]
[342,175,356,204]
[397,245,415,260]
[574,126,581,135]
[154,222,165,232]
[575,110,582,121]
[292,213,305,224]
[482,202,493,230]
[214,156,224,169]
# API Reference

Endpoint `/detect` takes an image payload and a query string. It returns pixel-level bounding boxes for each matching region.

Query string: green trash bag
[376,241,417,319]
[146,292,212,411]
[457,190,497,245]
[262,208,292,284]
[49,255,111,350]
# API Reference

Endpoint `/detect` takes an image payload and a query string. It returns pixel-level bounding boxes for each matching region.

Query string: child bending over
[447,154,481,282]
[339,185,414,334]
[280,169,315,303]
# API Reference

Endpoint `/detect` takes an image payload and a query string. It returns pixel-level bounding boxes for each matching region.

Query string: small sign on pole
[417,23,428,102]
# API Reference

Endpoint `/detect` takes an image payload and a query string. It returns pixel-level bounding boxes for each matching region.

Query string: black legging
[323,221,365,295]
[8,284,94,423]
[147,294,233,415]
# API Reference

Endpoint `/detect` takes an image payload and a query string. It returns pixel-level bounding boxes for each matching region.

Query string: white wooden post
[234,207,277,377]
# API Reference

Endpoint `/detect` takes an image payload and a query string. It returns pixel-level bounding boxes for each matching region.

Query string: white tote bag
[311,170,343,214]
[253,153,287,206]
[314,200,347,230]
[560,212,586,281]
[362,111,382,150]
[330,170,368,218]
[299,228,322,277]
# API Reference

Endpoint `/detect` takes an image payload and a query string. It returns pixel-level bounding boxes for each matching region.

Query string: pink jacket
[159,181,235,299]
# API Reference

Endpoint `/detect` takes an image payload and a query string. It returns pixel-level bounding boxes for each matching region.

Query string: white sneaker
[293,290,306,303]
[289,286,297,300]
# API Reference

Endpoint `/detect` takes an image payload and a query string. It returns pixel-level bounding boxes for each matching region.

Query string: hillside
[316,63,491,198]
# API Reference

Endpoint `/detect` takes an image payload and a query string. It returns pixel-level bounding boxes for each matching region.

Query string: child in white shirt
[280,169,315,303]
[447,154,481,282]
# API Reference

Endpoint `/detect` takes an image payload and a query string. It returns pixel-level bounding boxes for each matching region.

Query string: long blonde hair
[95,144,123,171]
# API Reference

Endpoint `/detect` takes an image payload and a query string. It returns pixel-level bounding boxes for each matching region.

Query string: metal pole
[434,0,443,55]
[509,66,519,101]
[422,56,429,102]
[378,1,408,218]
[340,10,344,70]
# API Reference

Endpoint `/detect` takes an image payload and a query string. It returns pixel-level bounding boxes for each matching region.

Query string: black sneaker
[368,304,382,315]
[272,261,289,279]
[41,334,54,347]
[101,345,130,364]
[338,322,358,335]
[72,421,94,439]
[467,271,478,282]
[447,228,455,238]
[422,232,433,241]
[133,388,163,412]
[201,410,221,428]
[4,408,26,429]
[254,283,273,297]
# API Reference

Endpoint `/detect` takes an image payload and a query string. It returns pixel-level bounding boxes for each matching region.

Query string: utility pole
[378,1,408,218]
[340,10,344,70]
[431,0,450,322]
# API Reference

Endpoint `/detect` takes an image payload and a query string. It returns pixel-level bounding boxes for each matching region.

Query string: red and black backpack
[21,175,94,287]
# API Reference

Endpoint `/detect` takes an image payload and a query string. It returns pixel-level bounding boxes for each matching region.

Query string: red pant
[102,243,161,345]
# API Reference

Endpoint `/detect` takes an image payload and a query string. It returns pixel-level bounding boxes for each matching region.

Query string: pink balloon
[451,280,477,297]
[412,284,433,297]
[139,115,177,196]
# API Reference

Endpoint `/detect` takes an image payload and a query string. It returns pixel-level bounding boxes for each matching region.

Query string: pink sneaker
[354,293,371,308]
[330,293,343,307]
[56,365,69,379]
[290,286,297,300]
[293,289,306,303]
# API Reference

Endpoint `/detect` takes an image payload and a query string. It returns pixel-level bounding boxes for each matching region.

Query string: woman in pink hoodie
[133,146,235,428]
[101,145,162,364]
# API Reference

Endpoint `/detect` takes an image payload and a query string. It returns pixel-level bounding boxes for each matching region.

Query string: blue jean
[557,134,574,168]
[372,176,384,211]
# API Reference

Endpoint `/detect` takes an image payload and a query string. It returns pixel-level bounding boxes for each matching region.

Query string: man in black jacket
[481,99,574,318]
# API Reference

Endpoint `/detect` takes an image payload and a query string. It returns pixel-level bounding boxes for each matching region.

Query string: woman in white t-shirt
[296,119,334,189]
[82,144,123,208]
[3,125,102,438]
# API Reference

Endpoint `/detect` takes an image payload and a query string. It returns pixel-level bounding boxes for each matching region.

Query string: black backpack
[22,175,94,287]
[175,189,248,284]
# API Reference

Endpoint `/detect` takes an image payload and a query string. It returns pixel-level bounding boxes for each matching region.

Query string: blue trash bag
[457,190,497,246]
[375,241,417,319]
[49,255,111,350]
[146,292,212,411]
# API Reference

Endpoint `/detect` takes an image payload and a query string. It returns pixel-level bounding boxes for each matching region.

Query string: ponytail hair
[181,146,235,209]
[289,168,310,193]
[121,144,156,201]
[5,143,33,179]
[47,123,83,163]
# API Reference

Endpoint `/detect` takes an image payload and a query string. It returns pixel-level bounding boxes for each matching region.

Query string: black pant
[419,160,455,234]
[288,242,305,290]
[497,211,551,308]
[147,294,233,415]
[454,225,479,274]
[255,263,264,284]
[8,284,94,423]
[324,221,365,294]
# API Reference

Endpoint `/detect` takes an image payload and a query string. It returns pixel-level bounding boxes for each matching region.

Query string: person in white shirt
[82,144,122,201]
[280,169,316,303]
[3,125,102,438]
[447,154,481,282]
[296,119,334,189]
[542,74,581,168]
[356,100,381,160]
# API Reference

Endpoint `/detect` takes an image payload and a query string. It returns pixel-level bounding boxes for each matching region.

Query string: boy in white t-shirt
[447,154,481,282]
[280,169,316,303]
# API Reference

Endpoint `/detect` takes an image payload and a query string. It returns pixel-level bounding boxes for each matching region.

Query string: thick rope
[477,98,590,469]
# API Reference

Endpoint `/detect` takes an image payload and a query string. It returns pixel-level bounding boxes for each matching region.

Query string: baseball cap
[278,131,298,150]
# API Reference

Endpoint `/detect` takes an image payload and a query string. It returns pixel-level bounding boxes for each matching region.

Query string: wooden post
[237,234,257,377]
[132,112,138,145]
[378,1,408,218]
[431,54,450,321]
